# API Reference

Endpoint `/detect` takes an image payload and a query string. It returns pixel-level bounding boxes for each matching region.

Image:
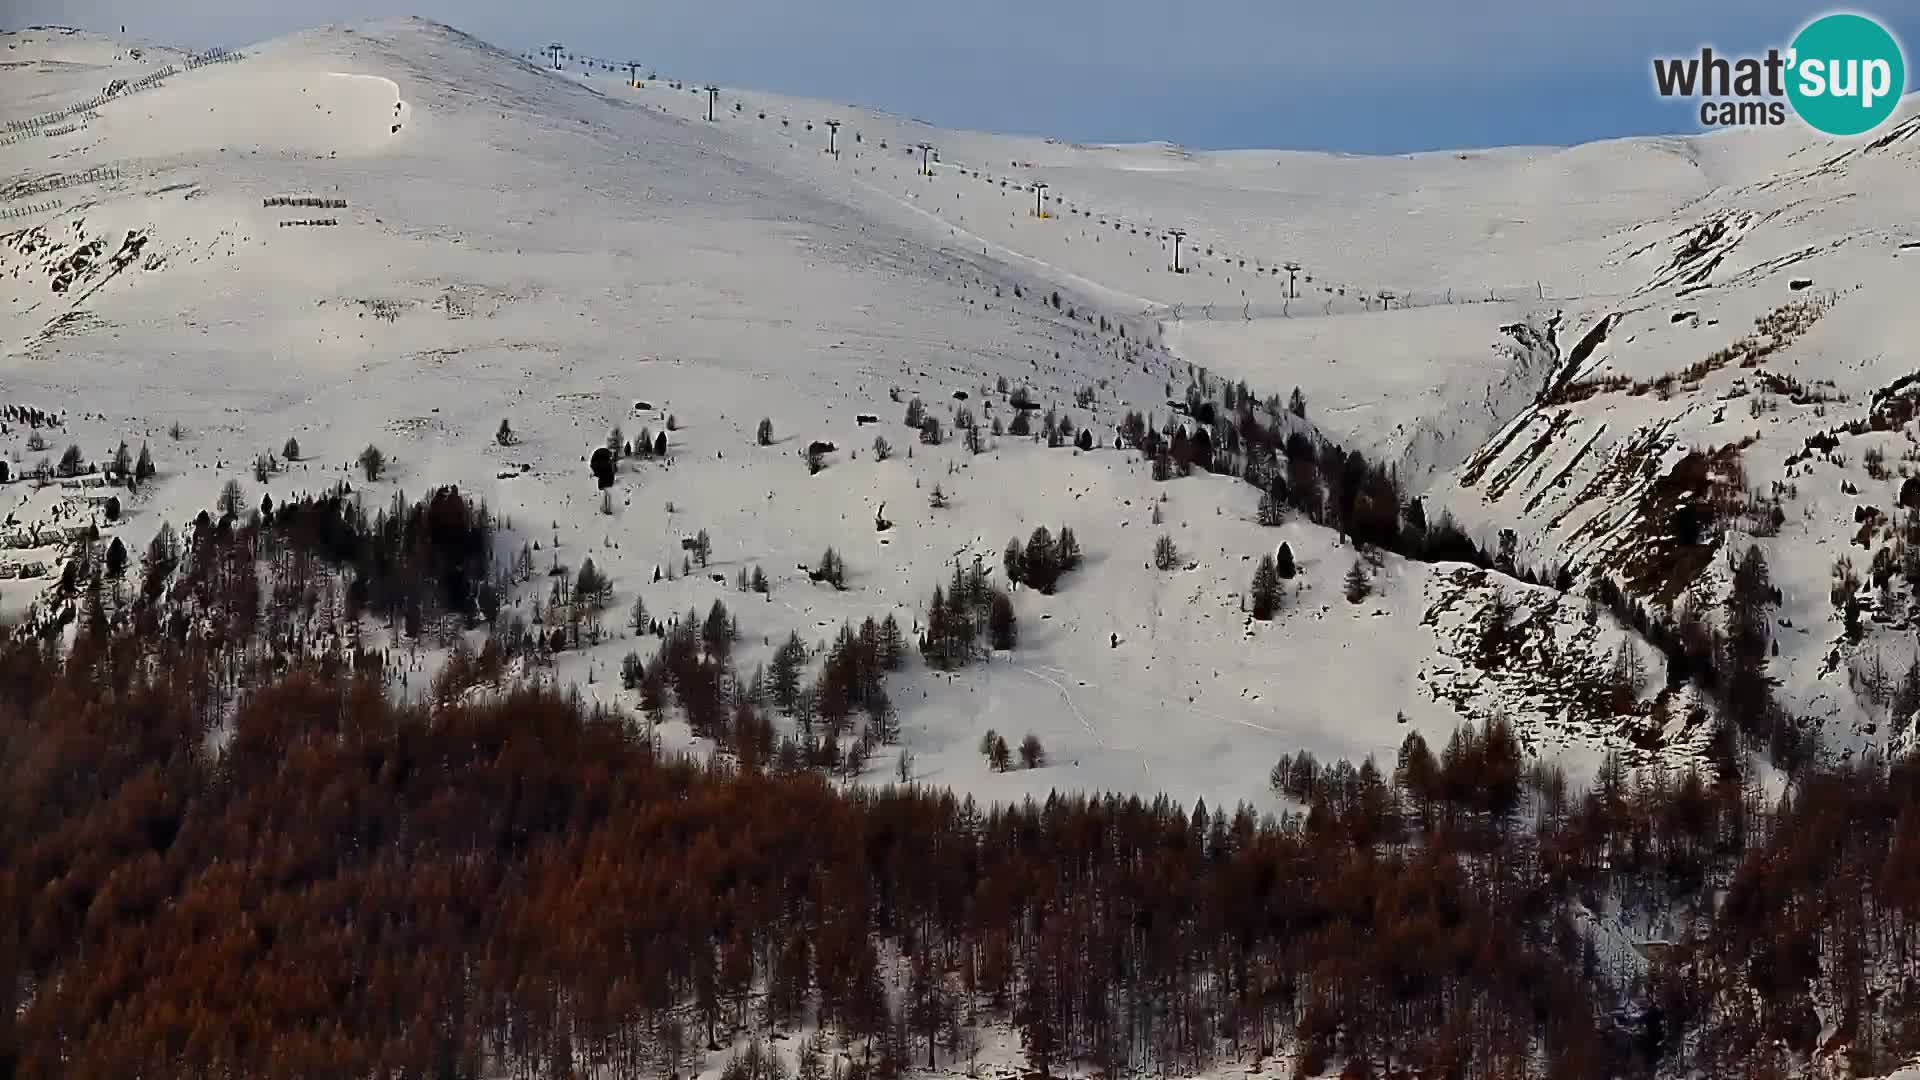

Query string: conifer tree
[879,613,906,669]
[1250,554,1281,620]
[1019,735,1046,769]
[1055,526,1081,571]
[1023,526,1060,593]
[576,557,611,610]
[218,477,247,520]
[703,599,734,661]
[1344,559,1372,604]
[1275,542,1297,579]
[771,631,807,712]
[816,547,846,589]
[1154,534,1180,571]
[1258,488,1285,527]
[988,590,1017,650]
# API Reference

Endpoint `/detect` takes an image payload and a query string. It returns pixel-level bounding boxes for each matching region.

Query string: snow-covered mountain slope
[3,17,1913,803]
[614,62,1920,757]
[1,25,197,134]
[1421,109,1920,743]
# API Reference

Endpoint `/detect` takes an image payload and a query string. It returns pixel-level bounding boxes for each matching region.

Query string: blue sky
[11,1,1917,152]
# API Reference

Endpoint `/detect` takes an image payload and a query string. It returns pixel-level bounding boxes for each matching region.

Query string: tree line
[13,597,1920,1079]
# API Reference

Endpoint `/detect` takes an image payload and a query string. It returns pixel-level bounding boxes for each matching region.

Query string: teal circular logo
[1787,13,1906,136]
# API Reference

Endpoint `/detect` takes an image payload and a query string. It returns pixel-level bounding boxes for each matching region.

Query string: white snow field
[4,17,1919,808]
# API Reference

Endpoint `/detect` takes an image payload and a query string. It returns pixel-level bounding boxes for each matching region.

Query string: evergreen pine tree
[988,733,1012,771]
[988,591,1017,650]
[576,558,611,610]
[1258,488,1285,526]
[1153,534,1180,571]
[1055,526,1081,572]
[1019,733,1046,769]
[1023,527,1060,593]
[771,631,806,712]
[879,613,906,670]
[1344,559,1372,604]
[1275,542,1297,579]
[1250,555,1281,620]
[923,585,951,668]
[703,599,734,661]
[817,547,845,589]
[217,478,247,520]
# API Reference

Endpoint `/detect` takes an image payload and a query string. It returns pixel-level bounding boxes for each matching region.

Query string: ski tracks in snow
[1019,663,1151,778]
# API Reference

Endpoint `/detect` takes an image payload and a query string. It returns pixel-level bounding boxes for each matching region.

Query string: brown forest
[4,489,1920,1080]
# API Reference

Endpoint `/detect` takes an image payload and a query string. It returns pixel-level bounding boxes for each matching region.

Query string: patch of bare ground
[1545,297,1832,405]
[1619,441,1753,604]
